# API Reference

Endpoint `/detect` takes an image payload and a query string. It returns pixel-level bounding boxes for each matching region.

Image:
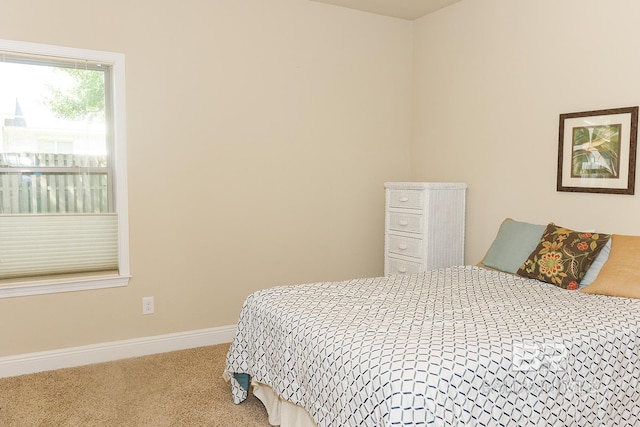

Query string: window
[0,39,129,298]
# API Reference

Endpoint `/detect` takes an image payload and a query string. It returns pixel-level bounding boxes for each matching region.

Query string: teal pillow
[481,219,546,274]
[579,238,611,287]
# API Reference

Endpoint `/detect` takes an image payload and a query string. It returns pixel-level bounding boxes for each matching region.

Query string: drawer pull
[399,197,409,202]
[398,267,407,273]
[399,220,408,226]
[398,243,408,250]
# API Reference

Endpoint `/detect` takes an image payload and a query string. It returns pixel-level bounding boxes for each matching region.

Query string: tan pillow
[580,234,640,299]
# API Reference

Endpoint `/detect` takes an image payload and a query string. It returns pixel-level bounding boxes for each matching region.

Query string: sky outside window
[0,60,107,156]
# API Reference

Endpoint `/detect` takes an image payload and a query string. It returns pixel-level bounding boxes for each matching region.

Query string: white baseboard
[0,324,237,378]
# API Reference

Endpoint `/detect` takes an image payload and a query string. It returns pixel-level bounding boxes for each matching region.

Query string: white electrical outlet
[142,296,154,315]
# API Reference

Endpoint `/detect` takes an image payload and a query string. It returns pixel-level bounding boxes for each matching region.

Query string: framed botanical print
[557,106,638,194]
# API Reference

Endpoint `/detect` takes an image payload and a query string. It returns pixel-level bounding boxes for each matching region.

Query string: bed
[224,220,640,426]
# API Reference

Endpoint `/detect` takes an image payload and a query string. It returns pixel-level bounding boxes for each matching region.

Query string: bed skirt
[252,381,317,427]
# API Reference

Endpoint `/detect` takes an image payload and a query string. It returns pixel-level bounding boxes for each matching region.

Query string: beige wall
[412,0,640,263]
[0,0,412,356]
[6,0,640,358]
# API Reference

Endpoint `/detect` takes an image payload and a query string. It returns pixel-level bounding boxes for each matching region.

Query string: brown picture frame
[557,106,638,195]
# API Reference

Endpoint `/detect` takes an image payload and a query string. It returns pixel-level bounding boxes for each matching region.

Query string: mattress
[225,266,640,426]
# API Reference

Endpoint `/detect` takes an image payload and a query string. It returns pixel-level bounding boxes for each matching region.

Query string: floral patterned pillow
[516,223,611,290]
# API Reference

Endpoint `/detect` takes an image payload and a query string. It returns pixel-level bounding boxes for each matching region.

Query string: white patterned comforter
[225,266,640,426]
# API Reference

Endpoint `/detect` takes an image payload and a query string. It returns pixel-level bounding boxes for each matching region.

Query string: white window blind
[0,214,118,279]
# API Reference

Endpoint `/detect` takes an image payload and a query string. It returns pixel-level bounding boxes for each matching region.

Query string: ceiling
[310,0,463,20]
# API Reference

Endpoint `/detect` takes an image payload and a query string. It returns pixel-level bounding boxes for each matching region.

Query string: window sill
[0,273,130,298]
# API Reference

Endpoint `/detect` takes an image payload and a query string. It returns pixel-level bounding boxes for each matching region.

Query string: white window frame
[0,39,130,298]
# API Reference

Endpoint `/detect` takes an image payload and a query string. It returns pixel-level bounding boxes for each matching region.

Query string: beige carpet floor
[0,343,272,426]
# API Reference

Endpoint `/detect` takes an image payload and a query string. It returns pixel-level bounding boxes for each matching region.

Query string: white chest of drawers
[384,182,467,276]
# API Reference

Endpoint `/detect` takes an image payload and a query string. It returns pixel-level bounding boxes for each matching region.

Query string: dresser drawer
[387,257,423,275]
[388,212,422,234]
[387,234,422,258]
[387,190,423,210]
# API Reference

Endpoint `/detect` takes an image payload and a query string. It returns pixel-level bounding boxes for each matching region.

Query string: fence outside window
[0,153,109,214]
